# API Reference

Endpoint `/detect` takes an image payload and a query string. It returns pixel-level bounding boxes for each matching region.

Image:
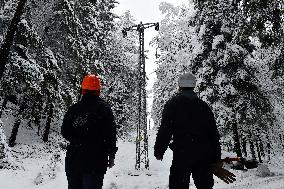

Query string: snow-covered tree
[152,2,199,128]
[43,0,116,105]
[102,11,140,138]
[0,120,18,169]
[1,0,141,143]
[152,0,284,160]
[0,1,61,144]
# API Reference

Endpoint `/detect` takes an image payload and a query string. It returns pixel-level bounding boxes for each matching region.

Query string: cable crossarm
[122,22,159,37]
[123,23,158,30]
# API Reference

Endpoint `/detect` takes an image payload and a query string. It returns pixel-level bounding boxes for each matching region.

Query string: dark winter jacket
[154,89,221,164]
[61,94,117,173]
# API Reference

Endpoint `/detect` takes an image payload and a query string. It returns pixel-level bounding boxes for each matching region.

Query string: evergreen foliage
[102,11,140,138]
[0,0,139,146]
[0,120,19,169]
[152,0,284,160]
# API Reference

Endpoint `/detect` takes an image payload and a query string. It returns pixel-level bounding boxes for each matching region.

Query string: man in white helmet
[154,72,235,189]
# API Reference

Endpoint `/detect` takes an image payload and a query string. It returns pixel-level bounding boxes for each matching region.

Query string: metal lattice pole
[136,23,143,170]
[122,22,159,170]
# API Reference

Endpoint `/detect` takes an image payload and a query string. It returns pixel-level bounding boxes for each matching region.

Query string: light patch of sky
[113,0,189,127]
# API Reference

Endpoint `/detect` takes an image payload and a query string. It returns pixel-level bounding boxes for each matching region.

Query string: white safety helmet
[178,72,196,88]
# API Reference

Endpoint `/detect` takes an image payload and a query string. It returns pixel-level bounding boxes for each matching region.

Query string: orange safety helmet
[81,74,101,91]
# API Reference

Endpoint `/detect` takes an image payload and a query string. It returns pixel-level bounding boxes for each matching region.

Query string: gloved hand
[108,154,115,168]
[212,161,236,184]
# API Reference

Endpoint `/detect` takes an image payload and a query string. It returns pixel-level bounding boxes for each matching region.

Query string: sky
[113,0,189,127]
[113,0,188,22]
[113,0,189,87]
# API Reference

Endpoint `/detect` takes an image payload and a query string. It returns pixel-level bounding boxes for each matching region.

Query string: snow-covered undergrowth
[0,120,20,170]
[0,129,283,189]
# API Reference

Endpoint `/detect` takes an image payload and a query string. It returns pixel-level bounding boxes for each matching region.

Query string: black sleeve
[104,106,117,157]
[61,107,74,142]
[154,99,174,158]
[207,108,221,162]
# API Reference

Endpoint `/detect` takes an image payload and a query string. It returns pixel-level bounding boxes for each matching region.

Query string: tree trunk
[226,143,229,152]
[8,103,25,147]
[0,0,28,80]
[280,134,284,149]
[37,122,41,136]
[267,142,271,161]
[259,140,265,158]
[35,115,41,136]
[249,140,256,159]
[282,134,284,150]
[0,96,8,118]
[232,122,242,157]
[256,140,263,163]
[0,0,4,10]
[8,118,21,147]
[266,134,271,161]
[242,138,247,157]
[42,102,54,142]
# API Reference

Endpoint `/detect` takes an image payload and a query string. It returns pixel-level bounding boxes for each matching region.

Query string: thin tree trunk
[242,137,247,157]
[256,140,263,163]
[42,102,54,142]
[8,103,25,147]
[37,122,41,136]
[266,134,271,161]
[8,118,21,147]
[38,103,48,136]
[0,96,8,118]
[282,134,284,150]
[267,142,271,161]
[0,0,28,79]
[35,115,41,136]
[249,140,256,159]
[226,143,230,152]
[259,140,265,158]
[280,134,284,149]
[232,121,242,157]
[267,143,271,161]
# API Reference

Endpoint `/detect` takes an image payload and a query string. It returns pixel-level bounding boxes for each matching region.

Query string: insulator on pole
[155,23,159,31]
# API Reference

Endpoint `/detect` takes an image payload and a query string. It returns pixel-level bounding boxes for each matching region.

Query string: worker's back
[157,90,220,163]
[154,72,235,189]
[62,93,117,174]
[159,89,221,164]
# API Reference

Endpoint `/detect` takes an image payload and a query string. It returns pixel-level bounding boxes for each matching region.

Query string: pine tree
[44,0,116,105]
[152,2,198,127]
[152,0,283,159]
[0,0,28,79]
[1,0,141,144]
[191,0,278,158]
[1,11,60,144]
[102,11,140,137]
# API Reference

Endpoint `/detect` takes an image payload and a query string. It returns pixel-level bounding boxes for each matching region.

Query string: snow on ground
[0,127,284,189]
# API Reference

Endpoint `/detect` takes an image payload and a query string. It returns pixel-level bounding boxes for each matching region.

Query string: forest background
[0,0,284,170]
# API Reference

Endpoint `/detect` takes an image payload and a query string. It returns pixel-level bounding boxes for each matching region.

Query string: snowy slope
[0,129,284,189]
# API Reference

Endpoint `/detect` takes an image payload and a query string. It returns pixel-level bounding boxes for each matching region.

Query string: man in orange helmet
[61,74,117,189]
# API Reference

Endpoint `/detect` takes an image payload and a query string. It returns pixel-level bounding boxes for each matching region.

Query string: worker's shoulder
[174,93,211,108]
[97,97,109,106]
[97,97,113,112]
[164,94,183,108]
[195,97,210,106]
[165,94,178,104]
[64,102,81,116]
[193,98,213,114]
